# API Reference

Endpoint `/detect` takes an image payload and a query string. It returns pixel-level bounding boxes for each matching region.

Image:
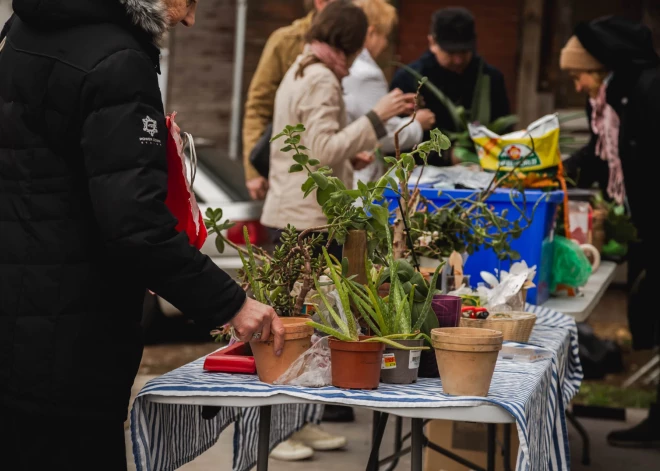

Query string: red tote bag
[164,112,207,249]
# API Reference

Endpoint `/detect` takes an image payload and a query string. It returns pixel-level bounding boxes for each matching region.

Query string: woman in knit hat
[560,16,660,449]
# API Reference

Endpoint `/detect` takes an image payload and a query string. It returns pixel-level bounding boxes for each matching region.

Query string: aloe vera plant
[307,248,431,350]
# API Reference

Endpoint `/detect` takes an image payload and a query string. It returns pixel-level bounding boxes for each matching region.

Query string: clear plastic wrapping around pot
[273,336,332,387]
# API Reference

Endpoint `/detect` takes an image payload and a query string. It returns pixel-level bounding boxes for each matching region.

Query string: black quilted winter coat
[0,0,245,420]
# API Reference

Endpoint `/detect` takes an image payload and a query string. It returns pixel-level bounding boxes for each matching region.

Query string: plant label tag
[381,353,397,369]
[408,351,421,369]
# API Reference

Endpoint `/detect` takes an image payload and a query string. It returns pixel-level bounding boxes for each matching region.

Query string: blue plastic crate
[381,187,564,305]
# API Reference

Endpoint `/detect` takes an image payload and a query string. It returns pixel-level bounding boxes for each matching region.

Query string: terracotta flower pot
[250,317,313,384]
[328,336,384,389]
[380,338,425,384]
[431,327,503,397]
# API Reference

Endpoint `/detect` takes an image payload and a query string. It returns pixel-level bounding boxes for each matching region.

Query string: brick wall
[396,0,521,111]
[167,0,305,147]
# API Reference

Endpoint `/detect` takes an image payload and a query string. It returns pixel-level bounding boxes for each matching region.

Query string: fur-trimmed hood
[13,0,169,41]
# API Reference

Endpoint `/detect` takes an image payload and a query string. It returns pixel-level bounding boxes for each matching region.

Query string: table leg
[566,410,590,465]
[257,405,272,471]
[383,416,404,471]
[411,418,424,471]
[372,411,381,445]
[487,424,496,471]
[367,412,389,471]
[503,424,513,471]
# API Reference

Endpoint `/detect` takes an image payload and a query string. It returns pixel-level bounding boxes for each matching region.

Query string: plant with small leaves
[204,208,236,254]
[407,189,543,262]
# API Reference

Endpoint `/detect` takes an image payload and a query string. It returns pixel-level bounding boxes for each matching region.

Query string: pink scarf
[590,81,626,205]
[309,41,349,80]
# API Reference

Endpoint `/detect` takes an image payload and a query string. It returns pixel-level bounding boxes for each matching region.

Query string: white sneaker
[270,439,314,461]
[291,424,347,451]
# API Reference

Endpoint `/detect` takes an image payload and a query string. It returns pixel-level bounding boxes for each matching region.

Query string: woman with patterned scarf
[560,15,660,449]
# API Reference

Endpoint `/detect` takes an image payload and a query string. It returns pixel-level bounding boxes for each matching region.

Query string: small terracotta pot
[431,327,503,397]
[329,336,385,389]
[380,338,425,384]
[250,317,313,384]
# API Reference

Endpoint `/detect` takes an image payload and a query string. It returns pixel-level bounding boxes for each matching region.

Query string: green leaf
[293,153,309,165]
[308,158,320,166]
[214,236,225,254]
[370,204,390,228]
[386,176,398,191]
[289,164,304,173]
[341,257,349,277]
[311,173,329,190]
[452,147,480,164]
[301,177,315,194]
[293,123,306,132]
[280,145,293,153]
[316,185,333,205]
[306,321,353,342]
[488,115,519,134]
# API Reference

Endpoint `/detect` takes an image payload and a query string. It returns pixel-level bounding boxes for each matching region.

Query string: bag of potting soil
[468,114,561,188]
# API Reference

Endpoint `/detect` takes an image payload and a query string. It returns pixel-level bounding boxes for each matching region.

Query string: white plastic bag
[273,337,332,387]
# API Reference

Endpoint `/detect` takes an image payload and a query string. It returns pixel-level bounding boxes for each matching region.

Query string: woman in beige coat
[261,1,415,257]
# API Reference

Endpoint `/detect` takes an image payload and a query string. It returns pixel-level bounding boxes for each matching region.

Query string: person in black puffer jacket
[560,16,660,449]
[0,1,284,469]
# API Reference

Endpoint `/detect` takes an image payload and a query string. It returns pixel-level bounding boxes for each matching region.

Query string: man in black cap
[390,7,510,165]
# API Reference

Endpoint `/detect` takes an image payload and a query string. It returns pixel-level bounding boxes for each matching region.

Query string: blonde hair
[353,0,398,36]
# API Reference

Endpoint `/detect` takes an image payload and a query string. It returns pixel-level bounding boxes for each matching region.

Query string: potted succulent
[308,247,435,389]
[345,232,442,385]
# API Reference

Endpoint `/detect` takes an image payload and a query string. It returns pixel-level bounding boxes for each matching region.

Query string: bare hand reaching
[372,89,416,122]
[246,176,269,200]
[351,151,374,170]
[230,298,285,355]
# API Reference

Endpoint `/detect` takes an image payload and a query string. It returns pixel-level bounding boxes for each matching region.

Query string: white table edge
[542,260,618,322]
[144,393,515,423]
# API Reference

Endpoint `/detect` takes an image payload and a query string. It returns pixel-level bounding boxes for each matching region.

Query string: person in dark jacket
[390,7,510,166]
[0,1,284,469]
[560,16,660,449]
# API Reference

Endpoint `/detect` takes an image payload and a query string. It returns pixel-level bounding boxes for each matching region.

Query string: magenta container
[431,295,462,328]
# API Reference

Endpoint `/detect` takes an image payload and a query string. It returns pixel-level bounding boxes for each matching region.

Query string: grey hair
[119,0,169,40]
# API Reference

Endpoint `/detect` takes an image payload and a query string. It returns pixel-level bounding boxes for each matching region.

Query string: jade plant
[204,212,330,316]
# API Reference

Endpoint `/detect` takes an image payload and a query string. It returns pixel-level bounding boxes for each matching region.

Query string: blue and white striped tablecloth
[131,304,582,471]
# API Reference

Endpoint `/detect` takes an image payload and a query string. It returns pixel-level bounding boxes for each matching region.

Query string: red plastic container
[203,342,256,374]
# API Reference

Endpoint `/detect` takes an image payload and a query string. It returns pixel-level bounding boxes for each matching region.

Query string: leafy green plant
[394,61,519,164]
[376,259,442,337]
[270,123,451,263]
[346,228,443,345]
[307,248,430,350]
[407,188,544,261]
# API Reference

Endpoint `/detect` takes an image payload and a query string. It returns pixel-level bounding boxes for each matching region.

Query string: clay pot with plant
[309,248,432,389]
